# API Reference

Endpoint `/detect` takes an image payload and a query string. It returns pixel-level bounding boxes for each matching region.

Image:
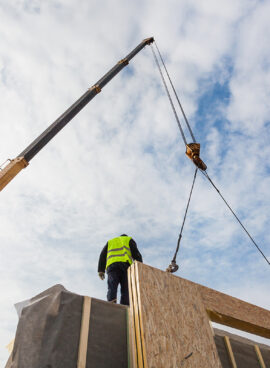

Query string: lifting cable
[151,42,207,172]
[166,168,198,273]
[150,44,187,145]
[151,41,198,272]
[200,170,270,266]
[151,40,270,271]
[154,42,197,143]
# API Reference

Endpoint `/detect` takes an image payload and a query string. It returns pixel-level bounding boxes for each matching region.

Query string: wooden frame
[224,336,237,368]
[128,262,270,368]
[77,296,91,368]
[254,345,266,368]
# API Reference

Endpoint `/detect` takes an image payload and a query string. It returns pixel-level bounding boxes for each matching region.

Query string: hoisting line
[166,168,198,273]
[151,41,201,272]
[151,42,207,172]
[200,170,270,266]
[154,42,196,143]
[150,44,187,145]
[151,40,270,270]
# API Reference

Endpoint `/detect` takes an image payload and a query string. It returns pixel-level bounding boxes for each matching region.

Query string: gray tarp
[214,328,270,368]
[6,285,128,368]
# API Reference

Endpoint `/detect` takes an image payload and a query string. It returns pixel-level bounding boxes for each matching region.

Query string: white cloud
[0,0,270,365]
[227,1,270,132]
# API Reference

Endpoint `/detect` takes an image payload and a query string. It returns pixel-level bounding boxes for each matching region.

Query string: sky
[1,0,270,364]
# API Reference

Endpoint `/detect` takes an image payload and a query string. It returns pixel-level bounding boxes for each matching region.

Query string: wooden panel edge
[199,281,270,339]
[134,262,148,368]
[128,266,138,368]
[207,309,270,339]
[130,263,144,368]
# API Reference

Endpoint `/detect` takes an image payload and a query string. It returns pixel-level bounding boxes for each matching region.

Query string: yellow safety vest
[106,236,133,269]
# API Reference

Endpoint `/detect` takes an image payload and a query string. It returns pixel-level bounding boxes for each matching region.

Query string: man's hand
[98,272,105,280]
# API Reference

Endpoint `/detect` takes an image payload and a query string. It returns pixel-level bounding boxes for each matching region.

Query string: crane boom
[0,37,154,191]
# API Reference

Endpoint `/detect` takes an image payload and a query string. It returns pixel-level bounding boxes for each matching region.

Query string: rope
[167,168,198,272]
[154,41,196,143]
[200,170,270,267]
[150,44,187,146]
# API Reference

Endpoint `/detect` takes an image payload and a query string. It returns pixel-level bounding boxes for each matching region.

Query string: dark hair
[120,234,128,237]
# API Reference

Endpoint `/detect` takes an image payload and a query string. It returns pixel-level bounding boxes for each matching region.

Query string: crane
[1,37,267,269]
[0,37,154,191]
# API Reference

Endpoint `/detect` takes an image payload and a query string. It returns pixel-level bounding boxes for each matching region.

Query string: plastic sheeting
[214,328,270,368]
[6,285,128,368]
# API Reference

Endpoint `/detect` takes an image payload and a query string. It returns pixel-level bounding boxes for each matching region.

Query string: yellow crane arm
[0,37,154,192]
[0,157,29,191]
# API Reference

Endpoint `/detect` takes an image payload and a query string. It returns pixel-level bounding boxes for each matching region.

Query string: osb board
[129,262,222,368]
[199,285,270,338]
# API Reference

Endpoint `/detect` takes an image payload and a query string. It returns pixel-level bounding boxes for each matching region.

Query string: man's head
[120,234,128,237]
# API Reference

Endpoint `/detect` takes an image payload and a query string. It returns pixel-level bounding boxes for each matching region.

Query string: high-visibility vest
[106,236,133,269]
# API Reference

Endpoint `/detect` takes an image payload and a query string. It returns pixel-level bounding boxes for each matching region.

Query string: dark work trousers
[107,262,130,306]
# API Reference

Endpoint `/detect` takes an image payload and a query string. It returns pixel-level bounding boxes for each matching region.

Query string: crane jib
[20,37,154,162]
[0,37,154,191]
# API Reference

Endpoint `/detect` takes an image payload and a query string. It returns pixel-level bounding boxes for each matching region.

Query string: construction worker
[98,234,143,305]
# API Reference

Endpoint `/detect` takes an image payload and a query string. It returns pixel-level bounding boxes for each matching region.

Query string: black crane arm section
[0,37,154,191]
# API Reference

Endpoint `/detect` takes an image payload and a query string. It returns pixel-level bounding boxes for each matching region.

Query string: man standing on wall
[98,234,143,305]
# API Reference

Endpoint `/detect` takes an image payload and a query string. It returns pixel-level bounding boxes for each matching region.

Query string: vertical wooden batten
[77,296,91,368]
[254,345,266,368]
[128,268,138,368]
[128,264,144,367]
[224,336,237,368]
[134,262,148,368]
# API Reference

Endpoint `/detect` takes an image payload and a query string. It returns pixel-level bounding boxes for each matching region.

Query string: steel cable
[173,167,198,262]
[154,41,196,143]
[151,40,269,268]
[167,168,198,272]
[200,170,270,266]
[150,44,187,146]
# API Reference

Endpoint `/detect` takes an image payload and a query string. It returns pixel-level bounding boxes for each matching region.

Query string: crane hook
[166,260,179,273]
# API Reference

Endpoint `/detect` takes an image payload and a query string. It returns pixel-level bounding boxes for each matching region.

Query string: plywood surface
[199,284,270,338]
[129,262,222,368]
[129,262,270,368]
